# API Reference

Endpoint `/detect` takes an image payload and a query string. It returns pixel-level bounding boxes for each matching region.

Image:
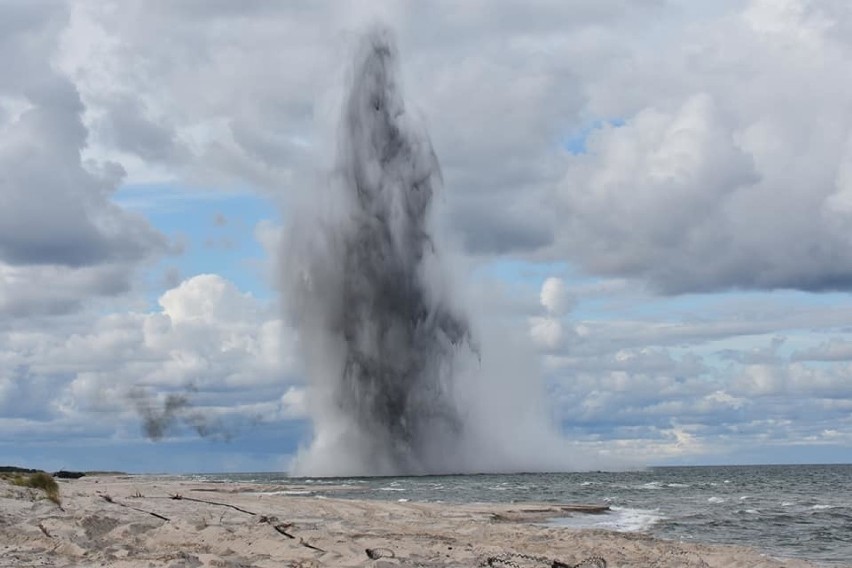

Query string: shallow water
[190,464,852,566]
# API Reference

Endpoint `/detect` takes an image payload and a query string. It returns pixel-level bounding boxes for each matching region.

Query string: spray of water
[283,29,475,475]
[284,27,604,476]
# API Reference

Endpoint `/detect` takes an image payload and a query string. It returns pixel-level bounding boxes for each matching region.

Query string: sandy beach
[0,475,836,568]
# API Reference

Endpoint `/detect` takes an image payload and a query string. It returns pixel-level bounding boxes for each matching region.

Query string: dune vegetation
[2,471,61,506]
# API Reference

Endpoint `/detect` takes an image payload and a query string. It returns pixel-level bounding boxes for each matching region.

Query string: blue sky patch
[115,184,281,304]
[563,118,626,155]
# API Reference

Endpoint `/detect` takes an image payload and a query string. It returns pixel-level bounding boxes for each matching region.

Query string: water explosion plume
[284,29,478,476]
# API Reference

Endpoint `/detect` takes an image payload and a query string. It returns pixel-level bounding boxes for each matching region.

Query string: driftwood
[99,494,170,521]
[299,537,326,552]
[101,492,325,553]
[261,516,295,539]
[170,494,256,516]
[259,515,325,552]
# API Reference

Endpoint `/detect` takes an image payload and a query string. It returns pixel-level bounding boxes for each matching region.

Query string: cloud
[13,0,844,300]
[450,200,555,255]
[540,277,570,315]
[158,274,258,324]
[56,0,660,256]
[0,275,301,447]
[731,362,852,399]
[95,96,184,164]
[51,0,852,295]
[280,387,307,419]
[0,2,167,318]
[0,6,165,267]
[792,338,852,362]
[528,277,570,349]
[529,316,563,350]
[0,263,133,317]
[0,72,165,269]
[514,274,852,463]
[551,1,852,293]
[4,0,852,468]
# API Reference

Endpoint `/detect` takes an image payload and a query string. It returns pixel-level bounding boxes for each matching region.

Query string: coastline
[1,475,838,567]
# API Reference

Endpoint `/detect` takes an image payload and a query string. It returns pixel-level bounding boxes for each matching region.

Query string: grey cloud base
[0,2,166,315]
[60,0,852,295]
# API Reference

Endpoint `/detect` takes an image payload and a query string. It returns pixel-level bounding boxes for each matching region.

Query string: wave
[549,507,664,533]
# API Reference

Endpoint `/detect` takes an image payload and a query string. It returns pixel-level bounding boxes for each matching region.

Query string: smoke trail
[130,388,230,442]
[133,391,189,440]
[284,28,477,476]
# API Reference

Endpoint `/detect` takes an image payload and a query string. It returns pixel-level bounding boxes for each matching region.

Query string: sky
[2,0,852,473]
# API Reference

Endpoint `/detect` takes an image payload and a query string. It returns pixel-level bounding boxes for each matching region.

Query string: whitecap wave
[549,507,664,533]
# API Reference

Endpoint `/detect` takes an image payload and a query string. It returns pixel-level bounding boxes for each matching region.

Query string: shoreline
[1,475,840,567]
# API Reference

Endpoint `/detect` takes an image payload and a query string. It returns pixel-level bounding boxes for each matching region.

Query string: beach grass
[4,471,61,505]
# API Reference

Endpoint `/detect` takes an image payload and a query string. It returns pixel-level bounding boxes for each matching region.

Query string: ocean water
[190,464,852,566]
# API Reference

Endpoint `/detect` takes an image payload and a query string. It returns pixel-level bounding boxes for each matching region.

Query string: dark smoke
[130,388,230,442]
[285,28,477,475]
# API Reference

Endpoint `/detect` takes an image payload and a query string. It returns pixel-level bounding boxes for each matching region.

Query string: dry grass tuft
[7,471,61,505]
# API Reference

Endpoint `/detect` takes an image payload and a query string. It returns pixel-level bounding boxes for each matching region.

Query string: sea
[188,464,852,566]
